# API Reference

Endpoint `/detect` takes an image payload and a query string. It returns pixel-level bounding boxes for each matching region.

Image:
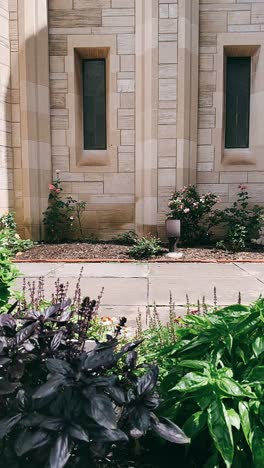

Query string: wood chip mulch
[15,242,264,263]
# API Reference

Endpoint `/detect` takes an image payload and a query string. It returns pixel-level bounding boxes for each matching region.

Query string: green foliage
[214,185,264,251]
[168,185,219,245]
[43,173,87,243]
[0,212,33,255]
[0,247,19,311]
[0,286,188,467]
[113,230,138,245]
[144,300,264,467]
[129,236,163,259]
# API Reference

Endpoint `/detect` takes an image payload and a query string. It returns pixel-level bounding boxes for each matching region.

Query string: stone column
[177,0,199,188]
[18,0,51,240]
[135,0,158,236]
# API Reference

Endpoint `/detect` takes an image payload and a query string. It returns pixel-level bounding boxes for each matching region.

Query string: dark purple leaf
[21,413,45,427]
[23,342,35,352]
[15,323,38,345]
[86,375,118,388]
[0,414,22,439]
[125,350,137,369]
[7,301,19,314]
[69,424,89,442]
[121,339,144,354]
[94,337,118,351]
[151,416,190,444]
[33,377,64,399]
[49,434,71,468]
[16,389,29,410]
[56,309,72,323]
[83,348,115,371]
[129,406,150,438]
[40,417,64,431]
[8,360,25,379]
[60,298,71,310]
[15,428,50,456]
[90,427,128,443]
[144,392,160,410]
[46,358,72,376]
[51,332,64,351]
[44,304,61,319]
[136,366,159,396]
[0,378,19,395]
[0,357,11,366]
[106,386,126,405]
[0,314,16,328]
[86,395,117,429]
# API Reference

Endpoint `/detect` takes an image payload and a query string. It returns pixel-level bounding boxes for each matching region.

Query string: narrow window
[225,57,251,149]
[83,59,106,150]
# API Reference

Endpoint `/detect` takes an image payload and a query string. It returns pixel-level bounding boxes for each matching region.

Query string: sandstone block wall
[0,0,12,214]
[197,1,264,210]
[49,0,136,239]
[2,0,264,240]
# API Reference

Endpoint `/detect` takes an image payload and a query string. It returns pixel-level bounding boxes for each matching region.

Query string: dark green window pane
[225,57,251,149]
[83,59,106,150]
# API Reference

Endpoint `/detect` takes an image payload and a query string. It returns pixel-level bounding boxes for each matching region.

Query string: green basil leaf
[207,399,234,468]
[178,360,210,371]
[197,393,214,411]
[260,403,264,427]
[248,366,264,383]
[171,372,208,393]
[252,337,264,357]
[226,334,233,355]
[183,411,206,438]
[216,377,254,398]
[227,409,240,431]
[252,421,264,468]
[238,401,252,449]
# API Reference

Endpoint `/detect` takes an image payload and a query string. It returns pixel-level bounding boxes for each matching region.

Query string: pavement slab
[15,262,264,322]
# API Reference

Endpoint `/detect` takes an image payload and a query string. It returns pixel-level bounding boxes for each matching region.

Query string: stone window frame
[65,35,119,173]
[214,33,264,172]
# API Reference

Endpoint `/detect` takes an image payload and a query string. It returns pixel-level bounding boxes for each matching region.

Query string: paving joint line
[233,262,264,286]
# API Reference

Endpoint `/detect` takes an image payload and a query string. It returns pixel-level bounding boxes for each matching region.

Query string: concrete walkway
[15,262,264,326]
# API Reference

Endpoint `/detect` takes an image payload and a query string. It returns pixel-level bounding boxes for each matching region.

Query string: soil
[15,241,264,262]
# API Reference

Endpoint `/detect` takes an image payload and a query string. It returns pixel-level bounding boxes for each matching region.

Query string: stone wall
[197,1,264,210]
[3,0,264,240]
[49,0,136,239]
[157,0,178,232]
[0,0,12,214]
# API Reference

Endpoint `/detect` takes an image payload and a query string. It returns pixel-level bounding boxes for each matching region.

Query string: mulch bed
[15,242,264,263]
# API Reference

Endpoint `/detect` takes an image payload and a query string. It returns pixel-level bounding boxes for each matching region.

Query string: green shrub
[113,230,138,245]
[214,185,264,251]
[168,185,219,245]
[0,246,19,311]
[129,236,163,259]
[0,212,33,255]
[43,173,87,243]
[140,300,264,467]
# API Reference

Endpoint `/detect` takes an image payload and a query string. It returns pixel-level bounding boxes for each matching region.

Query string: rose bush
[167,185,219,245]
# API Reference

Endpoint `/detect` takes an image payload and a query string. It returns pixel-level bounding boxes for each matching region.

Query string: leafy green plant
[43,172,87,243]
[113,230,138,245]
[214,185,264,251]
[0,212,33,255]
[155,301,264,467]
[0,286,189,467]
[129,236,163,259]
[0,247,19,311]
[168,185,219,245]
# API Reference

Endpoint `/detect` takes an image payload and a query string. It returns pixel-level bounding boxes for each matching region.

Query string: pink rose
[49,184,56,191]
[184,208,190,214]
